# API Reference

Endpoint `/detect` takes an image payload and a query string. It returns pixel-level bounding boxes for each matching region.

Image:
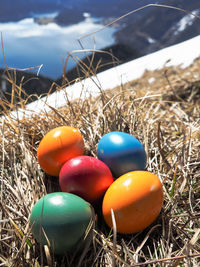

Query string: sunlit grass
[0,49,200,266]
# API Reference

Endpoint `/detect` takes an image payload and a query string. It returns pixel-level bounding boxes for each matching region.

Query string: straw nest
[0,57,200,267]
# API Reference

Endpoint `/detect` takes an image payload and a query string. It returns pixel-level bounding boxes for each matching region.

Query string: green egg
[30,192,92,255]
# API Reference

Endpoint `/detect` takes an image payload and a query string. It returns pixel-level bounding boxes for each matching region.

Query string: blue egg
[97,131,146,178]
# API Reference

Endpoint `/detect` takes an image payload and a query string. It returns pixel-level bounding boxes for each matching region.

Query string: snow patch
[83,12,91,18]
[147,37,156,44]
[8,35,200,120]
[174,9,199,36]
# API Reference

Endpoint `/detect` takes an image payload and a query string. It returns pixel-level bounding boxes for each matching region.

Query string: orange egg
[37,126,84,176]
[102,171,163,234]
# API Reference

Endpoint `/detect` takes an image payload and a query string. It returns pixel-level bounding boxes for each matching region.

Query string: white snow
[83,12,91,18]
[174,9,199,36]
[8,35,200,120]
[147,37,156,44]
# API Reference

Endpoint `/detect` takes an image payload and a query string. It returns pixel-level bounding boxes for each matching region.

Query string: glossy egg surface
[59,156,113,204]
[97,131,146,178]
[30,192,92,254]
[102,171,163,234]
[37,126,84,176]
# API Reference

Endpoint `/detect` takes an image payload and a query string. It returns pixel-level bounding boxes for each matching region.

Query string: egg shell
[59,156,114,204]
[97,131,146,178]
[30,192,92,254]
[102,171,163,234]
[37,126,84,176]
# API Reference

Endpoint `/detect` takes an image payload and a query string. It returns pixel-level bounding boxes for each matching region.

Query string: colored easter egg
[97,131,146,178]
[59,156,114,204]
[102,171,163,234]
[37,126,84,176]
[30,192,92,254]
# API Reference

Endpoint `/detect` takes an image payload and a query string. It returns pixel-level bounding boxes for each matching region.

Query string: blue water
[0,16,116,79]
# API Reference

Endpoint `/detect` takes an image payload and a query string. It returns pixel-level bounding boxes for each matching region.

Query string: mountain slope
[0,0,158,23]
[0,68,54,107]
[55,0,159,25]
[56,43,142,86]
[0,0,59,21]
[115,0,200,54]
[9,34,200,119]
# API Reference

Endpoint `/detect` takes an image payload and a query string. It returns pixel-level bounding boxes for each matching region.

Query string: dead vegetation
[0,55,200,266]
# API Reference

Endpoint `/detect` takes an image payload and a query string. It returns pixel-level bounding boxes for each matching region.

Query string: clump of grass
[0,50,200,266]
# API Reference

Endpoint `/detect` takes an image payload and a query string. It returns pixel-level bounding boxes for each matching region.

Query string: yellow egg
[102,171,163,234]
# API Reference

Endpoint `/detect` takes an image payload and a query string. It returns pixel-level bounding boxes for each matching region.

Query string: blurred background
[0,0,200,97]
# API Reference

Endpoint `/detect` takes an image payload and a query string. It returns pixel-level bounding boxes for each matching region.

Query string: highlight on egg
[102,171,163,234]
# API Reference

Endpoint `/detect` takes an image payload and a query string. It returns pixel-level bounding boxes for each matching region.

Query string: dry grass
[0,53,200,267]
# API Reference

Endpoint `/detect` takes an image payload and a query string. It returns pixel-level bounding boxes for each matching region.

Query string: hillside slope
[0,69,53,109]
[9,34,200,119]
[115,0,200,54]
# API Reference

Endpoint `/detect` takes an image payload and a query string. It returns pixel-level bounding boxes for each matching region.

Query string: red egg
[59,156,114,204]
